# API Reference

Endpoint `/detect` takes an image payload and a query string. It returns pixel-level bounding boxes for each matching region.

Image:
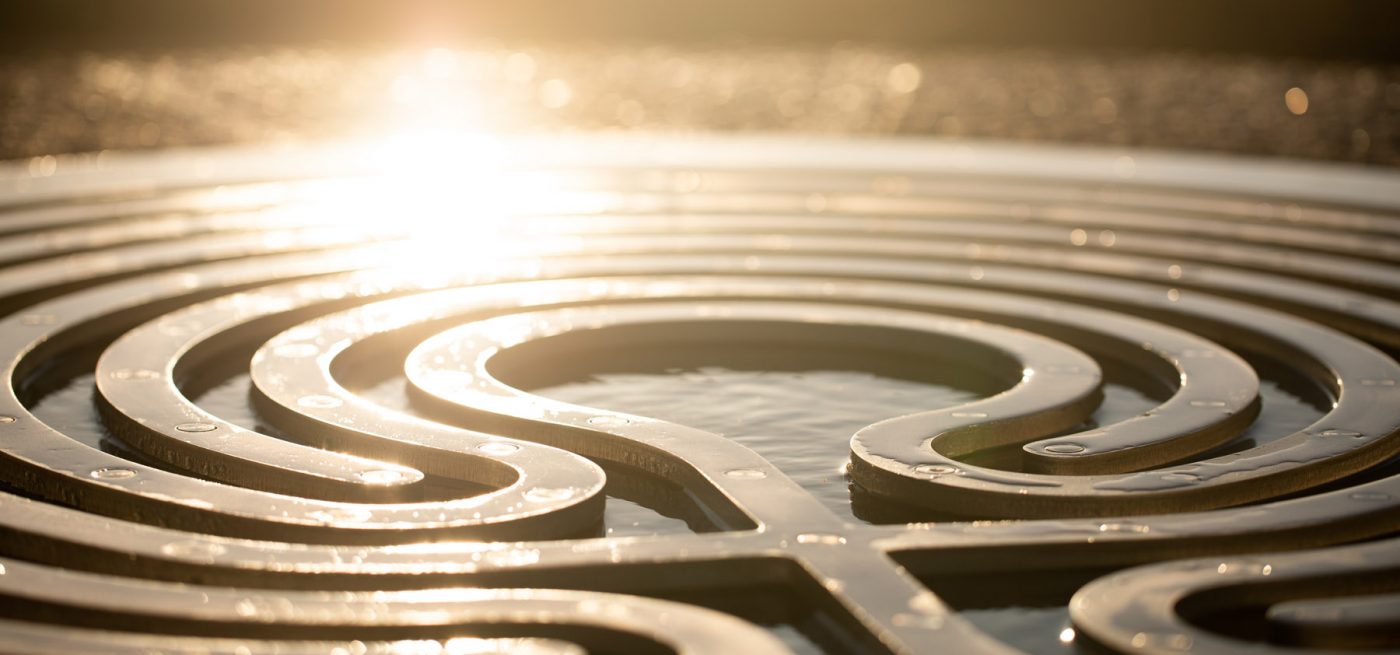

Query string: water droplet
[19,314,56,326]
[1166,288,1182,302]
[913,464,959,477]
[1043,443,1086,455]
[1285,86,1309,115]
[586,415,630,427]
[886,62,923,94]
[525,487,576,502]
[477,442,521,456]
[1167,264,1184,279]
[0,415,15,424]
[1319,428,1363,438]
[724,468,767,479]
[1097,230,1116,247]
[175,422,217,433]
[90,467,137,480]
[1189,399,1226,408]
[1098,521,1150,533]
[539,78,573,109]
[950,411,988,418]
[308,508,373,523]
[161,540,227,558]
[358,469,410,485]
[298,394,342,409]
[273,343,319,358]
[1069,229,1088,246]
[234,599,258,617]
[1131,632,1192,650]
[796,533,847,545]
[1162,471,1201,482]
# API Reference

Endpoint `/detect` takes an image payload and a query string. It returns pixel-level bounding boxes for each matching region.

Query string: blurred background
[2,0,1398,164]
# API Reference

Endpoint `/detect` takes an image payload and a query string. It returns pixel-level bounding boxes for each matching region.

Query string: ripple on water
[26,363,1326,533]
[538,367,980,522]
[536,368,1327,524]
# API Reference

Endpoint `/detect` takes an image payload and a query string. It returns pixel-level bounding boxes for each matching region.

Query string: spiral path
[1,135,1398,654]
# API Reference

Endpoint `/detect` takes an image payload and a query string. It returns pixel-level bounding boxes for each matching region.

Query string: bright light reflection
[313,50,533,278]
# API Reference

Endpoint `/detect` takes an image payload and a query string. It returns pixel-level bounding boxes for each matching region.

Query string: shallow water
[540,367,978,523]
[536,368,1324,523]
[31,366,1326,528]
[28,365,1326,653]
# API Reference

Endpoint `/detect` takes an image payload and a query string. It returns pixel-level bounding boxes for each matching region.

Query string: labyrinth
[0,135,1397,654]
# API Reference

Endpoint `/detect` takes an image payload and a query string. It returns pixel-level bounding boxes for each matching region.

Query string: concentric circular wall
[0,135,1397,654]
